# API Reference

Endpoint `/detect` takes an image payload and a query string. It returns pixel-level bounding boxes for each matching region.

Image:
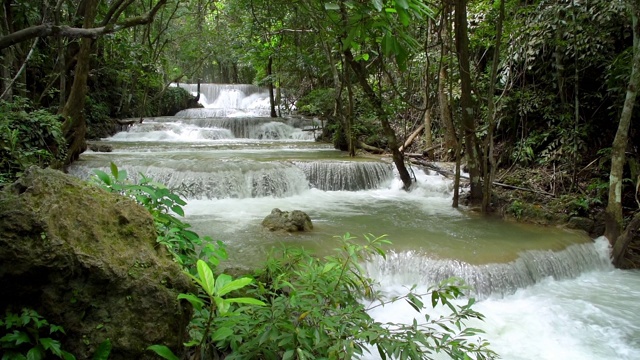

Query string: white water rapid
[70,84,640,360]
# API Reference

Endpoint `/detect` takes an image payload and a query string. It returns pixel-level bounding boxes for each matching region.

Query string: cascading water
[69,83,640,359]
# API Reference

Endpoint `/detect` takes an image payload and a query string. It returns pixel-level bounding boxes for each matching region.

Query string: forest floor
[490,166,640,269]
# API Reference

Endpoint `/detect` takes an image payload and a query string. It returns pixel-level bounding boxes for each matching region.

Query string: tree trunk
[1,47,13,100]
[267,55,277,118]
[605,0,640,245]
[60,0,98,165]
[344,49,412,190]
[455,0,482,204]
[438,6,457,156]
[482,0,505,213]
[612,212,640,267]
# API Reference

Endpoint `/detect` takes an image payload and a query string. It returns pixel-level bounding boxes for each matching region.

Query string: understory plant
[172,234,496,360]
[0,308,75,360]
[0,98,66,184]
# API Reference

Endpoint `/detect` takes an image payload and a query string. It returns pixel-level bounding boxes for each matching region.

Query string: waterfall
[364,236,613,299]
[71,162,310,200]
[173,83,271,115]
[294,161,394,191]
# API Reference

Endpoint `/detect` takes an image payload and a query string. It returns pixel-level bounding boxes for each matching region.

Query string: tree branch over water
[0,0,168,50]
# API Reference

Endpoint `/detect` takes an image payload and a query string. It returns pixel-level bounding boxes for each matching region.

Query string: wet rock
[566,216,595,233]
[88,143,113,152]
[261,208,313,232]
[0,167,193,359]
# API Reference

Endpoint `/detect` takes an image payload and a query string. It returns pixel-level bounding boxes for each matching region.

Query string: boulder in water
[0,167,194,359]
[261,208,313,232]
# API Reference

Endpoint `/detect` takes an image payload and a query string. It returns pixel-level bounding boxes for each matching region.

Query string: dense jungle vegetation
[1,0,640,358]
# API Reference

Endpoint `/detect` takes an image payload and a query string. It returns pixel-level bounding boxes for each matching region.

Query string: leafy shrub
[0,98,66,183]
[296,88,335,117]
[153,87,194,116]
[208,234,496,360]
[0,308,75,360]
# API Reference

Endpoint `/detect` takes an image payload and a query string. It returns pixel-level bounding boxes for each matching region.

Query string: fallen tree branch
[412,159,555,196]
[358,141,384,154]
[399,124,424,152]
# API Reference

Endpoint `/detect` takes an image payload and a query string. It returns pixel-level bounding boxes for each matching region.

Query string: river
[68,84,640,359]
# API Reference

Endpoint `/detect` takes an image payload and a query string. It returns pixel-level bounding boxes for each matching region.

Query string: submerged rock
[262,208,313,232]
[0,167,193,359]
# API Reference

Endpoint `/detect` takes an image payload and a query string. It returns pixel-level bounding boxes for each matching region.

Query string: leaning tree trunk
[60,0,98,165]
[344,49,412,190]
[455,0,482,204]
[605,0,640,248]
[267,55,277,118]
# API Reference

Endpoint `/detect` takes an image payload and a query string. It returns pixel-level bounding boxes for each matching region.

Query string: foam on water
[364,261,640,360]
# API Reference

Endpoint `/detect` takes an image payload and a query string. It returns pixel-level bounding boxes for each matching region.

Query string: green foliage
[506,200,525,219]
[297,88,335,117]
[0,98,66,183]
[92,163,227,271]
[149,260,265,360]
[0,308,75,360]
[206,233,495,360]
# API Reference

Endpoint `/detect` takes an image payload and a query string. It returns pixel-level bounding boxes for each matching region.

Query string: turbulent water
[69,83,640,360]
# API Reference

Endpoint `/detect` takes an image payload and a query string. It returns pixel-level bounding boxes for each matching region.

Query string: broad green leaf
[92,339,112,360]
[382,33,395,55]
[147,345,179,360]
[224,297,266,306]
[324,3,340,10]
[283,349,295,360]
[116,169,128,182]
[196,260,215,296]
[218,277,253,296]
[395,0,409,9]
[0,330,31,345]
[39,338,58,353]
[214,296,230,314]
[397,7,410,27]
[109,162,119,178]
[170,205,184,217]
[372,0,384,11]
[93,170,111,186]
[322,262,338,274]
[26,346,44,360]
[177,293,205,311]
[211,327,234,341]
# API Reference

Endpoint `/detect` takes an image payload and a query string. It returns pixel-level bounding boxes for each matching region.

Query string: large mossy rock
[0,167,194,359]
[261,208,313,232]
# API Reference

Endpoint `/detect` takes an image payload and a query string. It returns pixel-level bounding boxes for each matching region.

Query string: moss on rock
[0,167,194,359]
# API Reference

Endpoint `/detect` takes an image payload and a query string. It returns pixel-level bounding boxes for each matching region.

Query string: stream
[69,84,640,359]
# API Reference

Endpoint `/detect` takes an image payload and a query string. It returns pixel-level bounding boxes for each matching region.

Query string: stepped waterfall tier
[70,83,640,360]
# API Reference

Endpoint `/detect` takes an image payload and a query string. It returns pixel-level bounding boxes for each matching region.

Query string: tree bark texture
[605,0,640,245]
[267,56,277,118]
[60,0,98,165]
[438,6,457,156]
[455,0,482,204]
[344,49,412,190]
[482,0,505,213]
[612,212,640,267]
